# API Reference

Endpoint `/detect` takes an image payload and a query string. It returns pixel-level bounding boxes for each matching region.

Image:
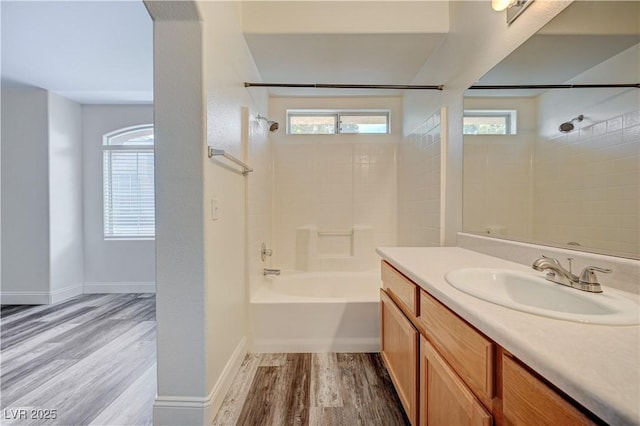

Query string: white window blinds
[102,126,155,240]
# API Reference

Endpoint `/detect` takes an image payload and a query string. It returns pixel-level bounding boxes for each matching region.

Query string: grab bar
[207,147,253,175]
[318,230,353,236]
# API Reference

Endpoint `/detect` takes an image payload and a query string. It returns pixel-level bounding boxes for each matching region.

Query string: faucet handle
[579,266,612,284]
[541,254,561,265]
[261,242,273,262]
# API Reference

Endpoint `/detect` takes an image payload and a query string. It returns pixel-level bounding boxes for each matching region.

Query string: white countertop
[377,246,640,426]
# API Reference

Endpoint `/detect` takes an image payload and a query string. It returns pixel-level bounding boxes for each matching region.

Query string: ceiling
[467,34,639,98]
[244,33,445,97]
[1,0,153,104]
[467,1,640,98]
[2,1,637,104]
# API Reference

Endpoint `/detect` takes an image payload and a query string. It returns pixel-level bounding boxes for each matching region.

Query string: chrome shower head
[256,115,279,132]
[559,115,584,133]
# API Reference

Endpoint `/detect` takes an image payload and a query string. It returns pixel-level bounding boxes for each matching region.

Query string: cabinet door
[420,336,492,426]
[502,354,596,426]
[381,289,419,425]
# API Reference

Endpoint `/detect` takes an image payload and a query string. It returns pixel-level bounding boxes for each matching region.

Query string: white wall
[401,1,571,246]
[145,0,269,423]
[82,105,155,292]
[242,1,449,35]
[269,97,399,271]
[48,92,84,300]
[199,0,268,413]
[1,88,85,304]
[1,88,50,302]
[146,5,209,424]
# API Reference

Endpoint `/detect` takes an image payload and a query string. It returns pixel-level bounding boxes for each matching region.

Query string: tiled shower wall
[247,110,273,295]
[273,142,397,271]
[397,109,442,246]
[533,110,640,256]
[462,97,537,240]
[463,140,533,239]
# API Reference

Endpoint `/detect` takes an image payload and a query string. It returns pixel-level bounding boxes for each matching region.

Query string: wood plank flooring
[2,295,407,426]
[214,353,410,426]
[1,294,156,426]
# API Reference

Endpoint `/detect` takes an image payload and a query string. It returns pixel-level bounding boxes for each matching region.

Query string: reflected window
[463,110,517,135]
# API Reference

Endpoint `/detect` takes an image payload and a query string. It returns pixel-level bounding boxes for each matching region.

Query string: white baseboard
[209,337,248,422]
[83,282,156,294]
[251,337,380,353]
[153,337,248,425]
[51,284,84,304]
[1,291,50,305]
[1,283,83,305]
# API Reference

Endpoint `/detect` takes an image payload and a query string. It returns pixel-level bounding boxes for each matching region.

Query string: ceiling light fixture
[491,0,516,12]
[492,0,535,24]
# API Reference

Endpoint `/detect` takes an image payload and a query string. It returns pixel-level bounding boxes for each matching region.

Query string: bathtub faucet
[263,268,281,276]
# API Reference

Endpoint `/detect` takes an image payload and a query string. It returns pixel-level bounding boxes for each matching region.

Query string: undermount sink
[444,268,640,325]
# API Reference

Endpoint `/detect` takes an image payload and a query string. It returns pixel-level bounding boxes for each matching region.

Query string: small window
[287,110,390,135]
[463,110,517,135]
[289,114,336,134]
[103,125,155,240]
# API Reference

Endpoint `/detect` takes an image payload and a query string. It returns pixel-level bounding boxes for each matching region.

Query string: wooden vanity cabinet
[380,260,602,426]
[381,288,419,425]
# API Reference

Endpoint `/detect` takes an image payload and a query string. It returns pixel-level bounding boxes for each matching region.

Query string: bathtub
[250,270,381,353]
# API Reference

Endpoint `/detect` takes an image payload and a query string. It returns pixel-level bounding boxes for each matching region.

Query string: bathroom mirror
[462,1,640,259]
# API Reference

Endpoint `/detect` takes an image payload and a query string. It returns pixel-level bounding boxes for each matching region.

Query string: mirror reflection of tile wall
[533,110,639,256]
[463,39,639,259]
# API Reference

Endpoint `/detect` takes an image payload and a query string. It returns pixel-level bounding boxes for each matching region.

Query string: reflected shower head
[559,115,584,133]
[256,114,279,132]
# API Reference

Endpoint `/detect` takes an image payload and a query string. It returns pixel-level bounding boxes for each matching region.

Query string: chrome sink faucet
[531,255,611,293]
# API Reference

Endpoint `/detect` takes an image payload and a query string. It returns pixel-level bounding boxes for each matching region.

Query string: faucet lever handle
[541,254,561,265]
[579,266,612,284]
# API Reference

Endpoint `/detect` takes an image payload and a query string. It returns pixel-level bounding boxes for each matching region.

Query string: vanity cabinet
[381,288,419,425]
[380,260,599,426]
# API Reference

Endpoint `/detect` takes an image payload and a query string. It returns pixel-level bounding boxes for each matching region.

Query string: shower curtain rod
[468,83,640,90]
[245,82,639,91]
[244,82,444,90]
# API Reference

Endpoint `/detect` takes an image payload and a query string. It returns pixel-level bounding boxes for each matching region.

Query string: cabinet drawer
[418,290,495,407]
[502,354,596,426]
[381,289,419,425]
[382,261,418,315]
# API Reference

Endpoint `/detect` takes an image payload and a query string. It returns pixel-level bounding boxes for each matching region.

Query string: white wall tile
[398,109,443,247]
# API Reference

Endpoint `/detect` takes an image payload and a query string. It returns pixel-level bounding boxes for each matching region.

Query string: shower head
[256,115,279,132]
[558,115,584,133]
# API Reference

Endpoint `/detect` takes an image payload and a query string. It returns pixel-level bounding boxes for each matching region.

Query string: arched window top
[103,124,154,147]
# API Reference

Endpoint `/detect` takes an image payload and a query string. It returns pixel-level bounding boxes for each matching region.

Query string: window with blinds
[102,125,155,240]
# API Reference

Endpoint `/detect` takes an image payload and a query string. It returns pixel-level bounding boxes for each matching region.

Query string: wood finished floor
[1,294,156,426]
[2,295,407,426]
[213,353,410,426]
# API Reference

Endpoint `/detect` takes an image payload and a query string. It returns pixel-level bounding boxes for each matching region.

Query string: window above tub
[463,109,517,135]
[287,110,390,135]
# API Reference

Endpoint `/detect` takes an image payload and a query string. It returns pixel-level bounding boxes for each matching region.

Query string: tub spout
[263,268,281,276]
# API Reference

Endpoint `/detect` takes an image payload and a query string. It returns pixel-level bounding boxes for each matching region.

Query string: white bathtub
[250,270,381,353]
